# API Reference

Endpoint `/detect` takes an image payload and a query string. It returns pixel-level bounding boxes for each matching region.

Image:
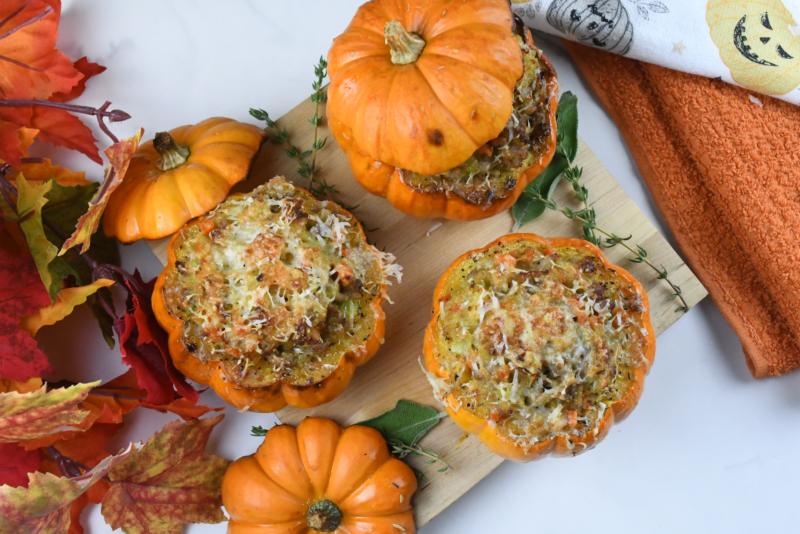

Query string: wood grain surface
[149,97,706,528]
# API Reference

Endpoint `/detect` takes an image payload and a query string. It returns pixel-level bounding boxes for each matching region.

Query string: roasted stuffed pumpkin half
[152,177,401,411]
[423,234,655,461]
[327,0,558,220]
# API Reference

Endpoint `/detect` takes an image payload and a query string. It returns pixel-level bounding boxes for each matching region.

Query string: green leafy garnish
[250,57,339,200]
[359,400,450,476]
[510,91,689,313]
[512,91,579,230]
[358,399,445,447]
[555,90,578,161]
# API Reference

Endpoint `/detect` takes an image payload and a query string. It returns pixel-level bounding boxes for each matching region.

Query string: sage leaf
[556,91,579,162]
[512,152,569,230]
[358,399,445,447]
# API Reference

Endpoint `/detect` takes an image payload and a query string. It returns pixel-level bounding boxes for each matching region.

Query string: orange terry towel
[566,42,800,378]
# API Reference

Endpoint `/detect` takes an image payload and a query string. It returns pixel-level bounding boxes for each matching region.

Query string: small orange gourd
[327,0,558,220]
[222,418,417,534]
[103,117,263,242]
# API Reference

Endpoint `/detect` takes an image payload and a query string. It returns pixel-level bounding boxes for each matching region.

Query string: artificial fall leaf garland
[0,3,228,533]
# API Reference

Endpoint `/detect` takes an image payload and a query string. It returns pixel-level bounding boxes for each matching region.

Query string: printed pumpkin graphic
[546,0,634,55]
[707,0,800,95]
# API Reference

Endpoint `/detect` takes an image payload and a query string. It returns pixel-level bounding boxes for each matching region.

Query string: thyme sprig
[525,175,689,313]
[390,440,451,474]
[250,56,337,199]
[512,91,688,313]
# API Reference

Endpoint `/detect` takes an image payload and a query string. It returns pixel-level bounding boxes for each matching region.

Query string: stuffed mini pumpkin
[423,233,655,461]
[327,0,558,220]
[103,117,263,242]
[223,418,417,533]
[152,177,401,412]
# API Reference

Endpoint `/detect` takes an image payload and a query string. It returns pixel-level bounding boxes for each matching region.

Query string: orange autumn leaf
[59,129,142,255]
[21,278,114,336]
[0,377,42,394]
[0,105,101,164]
[0,0,83,99]
[50,57,106,103]
[0,125,37,167]
[19,157,88,186]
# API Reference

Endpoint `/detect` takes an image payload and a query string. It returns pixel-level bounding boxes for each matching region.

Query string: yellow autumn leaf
[21,278,115,335]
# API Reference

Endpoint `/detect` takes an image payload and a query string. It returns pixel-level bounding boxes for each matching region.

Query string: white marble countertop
[48,1,800,533]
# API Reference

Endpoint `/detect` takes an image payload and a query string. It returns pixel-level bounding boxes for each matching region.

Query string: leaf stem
[46,446,87,478]
[0,4,52,41]
[0,99,131,144]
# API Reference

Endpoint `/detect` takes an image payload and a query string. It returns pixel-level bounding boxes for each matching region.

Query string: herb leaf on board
[555,91,578,161]
[358,399,446,447]
[511,91,579,230]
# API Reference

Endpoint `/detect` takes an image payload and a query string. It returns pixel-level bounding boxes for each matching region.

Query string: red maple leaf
[0,0,83,99]
[93,266,199,406]
[116,271,198,405]
[0,227,51,381]
[0,443,41,487]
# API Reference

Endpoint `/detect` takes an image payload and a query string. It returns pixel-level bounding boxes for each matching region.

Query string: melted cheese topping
[162,177,401,388]
[429,238,650,451]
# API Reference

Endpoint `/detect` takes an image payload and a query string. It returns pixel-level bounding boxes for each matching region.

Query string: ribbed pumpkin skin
[327,0,523,177]
[222,418,417,534]
[103,117,263,242]
[327,0,558,220]
[423,233,656,461]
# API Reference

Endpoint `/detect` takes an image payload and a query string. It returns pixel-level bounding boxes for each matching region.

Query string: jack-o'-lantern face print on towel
[707,0,800,95]
[547,0,634,55]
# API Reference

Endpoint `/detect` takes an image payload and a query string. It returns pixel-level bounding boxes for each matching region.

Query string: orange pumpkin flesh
[151,178,393,412]
[423,234,656,461]
[103,117,263,242]
[327,0,558,220]
[222,418,417,534]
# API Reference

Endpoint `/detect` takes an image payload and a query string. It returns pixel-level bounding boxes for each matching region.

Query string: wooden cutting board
[149,97,706,528]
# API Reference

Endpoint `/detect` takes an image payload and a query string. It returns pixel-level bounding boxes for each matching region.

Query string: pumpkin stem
[306,499,343,532]
[384,20,425,65]
[154,131,190,171]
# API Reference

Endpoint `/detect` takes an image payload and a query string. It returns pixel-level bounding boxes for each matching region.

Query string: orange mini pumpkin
[152,177,399,412]
[423,233,655,461]
[327,0,558,220]
[222,418,417,534]
[103,117,263,242]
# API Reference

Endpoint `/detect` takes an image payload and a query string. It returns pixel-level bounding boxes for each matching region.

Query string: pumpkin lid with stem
[327,0,524,176]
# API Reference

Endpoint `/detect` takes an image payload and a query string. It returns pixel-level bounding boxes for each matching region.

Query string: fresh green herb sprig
[523,184,689,312]
[390,440,450,474]
[250,56,337,199]
[512,91,688,313]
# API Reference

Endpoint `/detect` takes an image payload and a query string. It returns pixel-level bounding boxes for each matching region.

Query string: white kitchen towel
[511,0,800,105]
